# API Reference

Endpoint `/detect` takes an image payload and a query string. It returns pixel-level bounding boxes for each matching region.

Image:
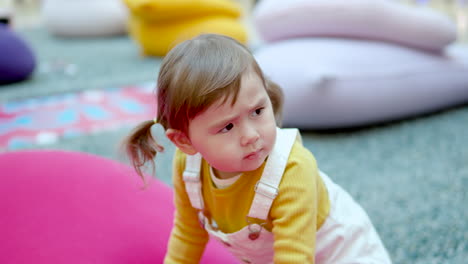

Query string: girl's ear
[166,129,197,155]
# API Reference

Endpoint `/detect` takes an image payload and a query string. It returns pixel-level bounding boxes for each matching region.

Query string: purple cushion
[0,150,237,263]
[255,38,468,129]
[0,24,36,84]
[253,0,456,52]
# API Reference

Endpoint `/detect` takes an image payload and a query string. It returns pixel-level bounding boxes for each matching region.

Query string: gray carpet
[2,28,467,263]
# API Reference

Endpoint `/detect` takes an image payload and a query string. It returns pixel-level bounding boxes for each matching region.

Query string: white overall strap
[247,128,299,220]
[183,153,204,210]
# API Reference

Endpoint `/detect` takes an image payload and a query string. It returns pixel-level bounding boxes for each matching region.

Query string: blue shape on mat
[118,99,145,114]
[15,115,33,126]
[83,105,111,120]
[58,109,78,124]
[8,138,30,150]
[4,101,29,113]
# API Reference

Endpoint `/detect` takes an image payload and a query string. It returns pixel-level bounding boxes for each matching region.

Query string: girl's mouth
[244,149,263,160]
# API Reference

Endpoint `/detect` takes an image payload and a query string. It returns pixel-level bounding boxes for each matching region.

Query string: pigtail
[123,120,164,181]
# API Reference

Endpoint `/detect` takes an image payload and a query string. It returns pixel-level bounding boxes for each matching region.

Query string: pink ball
[0,150,237,263]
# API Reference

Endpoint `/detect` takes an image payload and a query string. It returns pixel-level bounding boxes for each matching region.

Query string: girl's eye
[252,107,264,116]
[220,123,234,133]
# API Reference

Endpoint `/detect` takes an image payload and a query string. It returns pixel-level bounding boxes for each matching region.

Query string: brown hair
[124,34,284,179]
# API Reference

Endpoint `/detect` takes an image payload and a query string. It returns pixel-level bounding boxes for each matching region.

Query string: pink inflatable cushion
[254,38,468,129]
[0,150,237,264]
[253,0,457,52]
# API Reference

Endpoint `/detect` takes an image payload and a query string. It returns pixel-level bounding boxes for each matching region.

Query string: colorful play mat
[0,82,156,150]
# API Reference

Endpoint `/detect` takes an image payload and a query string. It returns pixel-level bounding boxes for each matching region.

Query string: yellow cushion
[128,15,248,56]
[123,0,242,22]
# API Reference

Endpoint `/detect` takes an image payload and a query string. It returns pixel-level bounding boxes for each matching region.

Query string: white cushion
[42,0,128,37]
[254,38,468,129]
[253,0,457,51]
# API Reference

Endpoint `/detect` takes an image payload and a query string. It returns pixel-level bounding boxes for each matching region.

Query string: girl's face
[187,70,277,179]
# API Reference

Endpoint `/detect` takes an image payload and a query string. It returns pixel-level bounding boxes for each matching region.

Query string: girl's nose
[241,126,260,146]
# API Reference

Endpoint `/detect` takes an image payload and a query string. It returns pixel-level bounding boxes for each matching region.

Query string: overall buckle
[254,181,278,199]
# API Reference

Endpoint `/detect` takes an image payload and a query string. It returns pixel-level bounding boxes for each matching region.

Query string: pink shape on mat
[0,83,157,150]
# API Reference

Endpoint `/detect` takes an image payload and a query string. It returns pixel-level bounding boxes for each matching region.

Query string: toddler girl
[125,34,392,264]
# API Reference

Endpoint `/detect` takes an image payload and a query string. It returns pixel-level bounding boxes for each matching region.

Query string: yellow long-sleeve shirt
[164,138,330,263]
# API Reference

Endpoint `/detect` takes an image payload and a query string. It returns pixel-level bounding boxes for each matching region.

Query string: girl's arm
[164,150,209,264]
[269,146,327,264]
